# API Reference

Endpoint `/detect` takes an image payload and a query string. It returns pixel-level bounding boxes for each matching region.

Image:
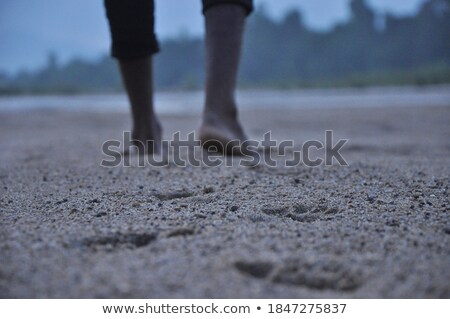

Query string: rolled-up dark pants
[104,0,253,60]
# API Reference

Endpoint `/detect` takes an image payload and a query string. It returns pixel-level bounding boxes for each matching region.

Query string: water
[0,86,449,114]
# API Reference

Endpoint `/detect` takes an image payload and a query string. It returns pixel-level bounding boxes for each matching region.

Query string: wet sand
[0,102,449,298]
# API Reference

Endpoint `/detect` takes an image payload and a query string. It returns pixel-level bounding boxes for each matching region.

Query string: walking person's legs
[104,0,161,153]
[104,0,253,154]
[118,57,161,153]
[199,0,253,154]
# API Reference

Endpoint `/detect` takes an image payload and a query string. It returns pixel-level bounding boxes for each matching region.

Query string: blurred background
[0,0,449,94]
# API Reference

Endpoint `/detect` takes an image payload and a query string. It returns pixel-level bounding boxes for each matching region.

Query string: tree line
[1,0,449,94]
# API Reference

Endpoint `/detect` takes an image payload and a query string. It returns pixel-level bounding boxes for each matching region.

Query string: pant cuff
[202,0,254,16]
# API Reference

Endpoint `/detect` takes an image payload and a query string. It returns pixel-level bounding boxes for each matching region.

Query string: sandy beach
[0,96,449,298]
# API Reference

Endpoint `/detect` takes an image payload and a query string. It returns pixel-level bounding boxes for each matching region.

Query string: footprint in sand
[153,190,194,201]
[260,204,340,223]
[79,232,157,252]
[234,257,363,292]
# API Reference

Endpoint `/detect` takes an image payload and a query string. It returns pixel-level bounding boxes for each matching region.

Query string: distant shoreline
[0,85,449,115]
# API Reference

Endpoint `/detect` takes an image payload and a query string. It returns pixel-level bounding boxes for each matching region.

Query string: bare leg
[118,56,161,153]
[199,4,247,154]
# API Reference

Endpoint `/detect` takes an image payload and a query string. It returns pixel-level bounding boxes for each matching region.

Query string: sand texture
[0,103,449,298]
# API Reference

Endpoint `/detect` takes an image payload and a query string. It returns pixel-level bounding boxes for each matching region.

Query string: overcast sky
[0,0,426,74]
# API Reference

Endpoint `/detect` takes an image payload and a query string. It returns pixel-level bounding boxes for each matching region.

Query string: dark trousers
[104,0,253,60]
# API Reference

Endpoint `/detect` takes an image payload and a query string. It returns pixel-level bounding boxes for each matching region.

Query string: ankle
[203,110,237,125]
[203,102,238,122]
[132,117,160,138]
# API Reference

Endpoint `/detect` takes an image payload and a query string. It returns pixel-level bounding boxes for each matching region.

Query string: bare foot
[124,117,162,155]
[198,112,248,155]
